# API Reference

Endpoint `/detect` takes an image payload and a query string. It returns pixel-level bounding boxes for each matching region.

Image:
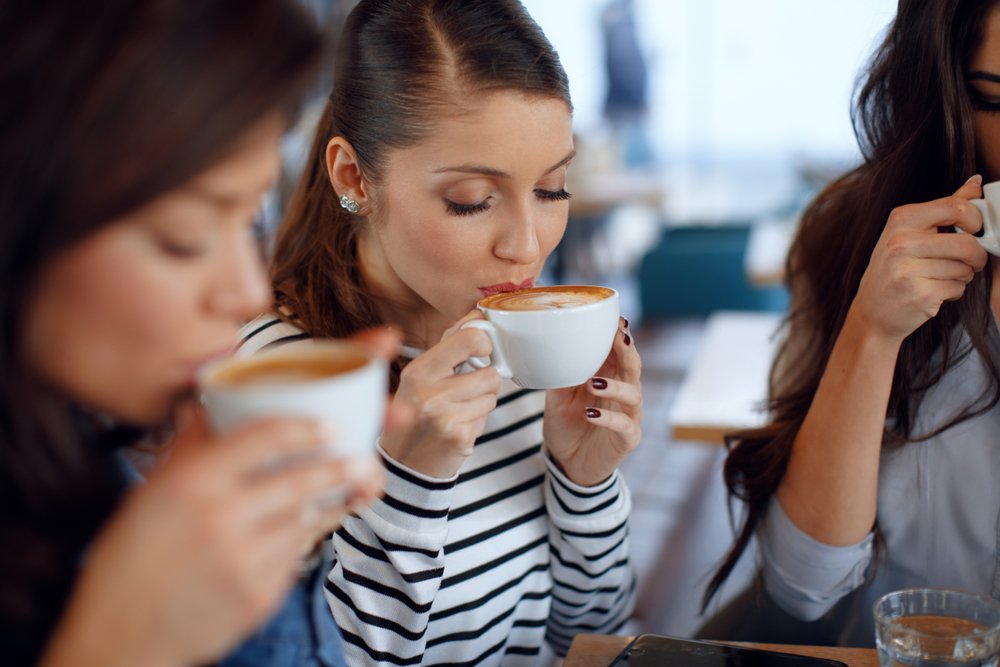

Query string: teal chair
[637,225,789,318]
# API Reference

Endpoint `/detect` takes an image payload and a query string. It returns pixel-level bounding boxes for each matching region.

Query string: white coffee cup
[462,285,620,389]
[970,180,1000,255]
[199,339,387,458]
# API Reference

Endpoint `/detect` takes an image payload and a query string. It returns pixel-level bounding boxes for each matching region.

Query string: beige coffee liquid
[480,285,614,311]
[212,352,368,387]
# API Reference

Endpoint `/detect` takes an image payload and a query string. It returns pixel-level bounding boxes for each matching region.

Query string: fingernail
[585,408,601,419]
[623,333,632,346]
[591,377,608,390]
[966,174,983,185]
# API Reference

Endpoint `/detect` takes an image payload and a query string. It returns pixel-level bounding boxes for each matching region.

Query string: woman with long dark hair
[703,0,1000,646]
[240,0,643,663]
[1,2,386,665]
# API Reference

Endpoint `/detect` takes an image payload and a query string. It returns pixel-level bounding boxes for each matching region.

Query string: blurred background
[278,0,898,639]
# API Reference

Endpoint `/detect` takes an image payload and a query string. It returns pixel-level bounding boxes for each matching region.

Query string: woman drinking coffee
[1,2,391,665]
[701,0,1000,647]
[238,0,644,663]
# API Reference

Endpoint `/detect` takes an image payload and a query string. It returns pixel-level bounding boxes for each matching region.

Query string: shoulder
[235,313,311,357]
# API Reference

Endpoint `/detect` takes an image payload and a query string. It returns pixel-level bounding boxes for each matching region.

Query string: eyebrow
[184,181,274,207]
[967,71,1000,83]
[433,149,577,178]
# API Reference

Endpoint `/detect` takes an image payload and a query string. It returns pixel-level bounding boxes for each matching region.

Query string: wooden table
[564,634,878,666]
[668,310,783,444]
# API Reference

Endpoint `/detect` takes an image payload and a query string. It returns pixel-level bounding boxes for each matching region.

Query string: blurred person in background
[0,2,391,665]
[601,0,653,168]
[701,0,1000,646]
[240,0,643,663]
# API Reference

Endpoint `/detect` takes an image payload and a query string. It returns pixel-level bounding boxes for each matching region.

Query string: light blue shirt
[759,326,1000,646]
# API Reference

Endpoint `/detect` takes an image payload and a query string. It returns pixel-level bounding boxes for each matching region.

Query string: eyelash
[158,239,207,259]
[444,189,573,217]
[968,90,1000,114]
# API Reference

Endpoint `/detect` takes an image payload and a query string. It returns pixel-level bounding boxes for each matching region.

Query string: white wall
[521,0,897,163]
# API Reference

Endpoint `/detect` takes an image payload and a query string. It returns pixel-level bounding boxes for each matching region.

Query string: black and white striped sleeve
[325,447,457,666]
[542,454,635,656]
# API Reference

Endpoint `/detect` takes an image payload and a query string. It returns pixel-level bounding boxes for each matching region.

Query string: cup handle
[970,198,1000,254]
[460,320,513,379]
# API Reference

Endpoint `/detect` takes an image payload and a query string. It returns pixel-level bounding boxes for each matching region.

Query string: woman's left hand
[543,317,642,487]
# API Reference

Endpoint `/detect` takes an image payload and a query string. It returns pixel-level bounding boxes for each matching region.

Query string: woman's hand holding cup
[46,412,370,667]
[850,174,989,345]
[378,310,502,479]
[543,316,643,487]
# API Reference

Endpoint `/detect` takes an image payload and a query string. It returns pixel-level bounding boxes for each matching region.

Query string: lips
[478,278,534,297]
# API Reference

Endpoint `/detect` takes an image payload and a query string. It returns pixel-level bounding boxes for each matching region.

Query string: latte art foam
[480,286,614,311]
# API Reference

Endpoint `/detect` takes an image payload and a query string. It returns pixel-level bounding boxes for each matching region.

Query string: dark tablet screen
[607,634,849,667]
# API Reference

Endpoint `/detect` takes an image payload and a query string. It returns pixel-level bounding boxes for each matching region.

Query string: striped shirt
[238,314,636,665]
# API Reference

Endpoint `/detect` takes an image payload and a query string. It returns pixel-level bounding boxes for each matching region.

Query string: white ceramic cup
[970,180,1000,255]
[462,285,620,389]
[199,339,388,459]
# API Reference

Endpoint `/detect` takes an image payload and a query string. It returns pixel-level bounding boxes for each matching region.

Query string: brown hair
[703,0,999,610]
[271,0,571,362]
[0,1,322,661]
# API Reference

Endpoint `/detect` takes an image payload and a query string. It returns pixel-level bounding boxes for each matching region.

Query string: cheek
[539,208,569,258]
[25,245,196,419]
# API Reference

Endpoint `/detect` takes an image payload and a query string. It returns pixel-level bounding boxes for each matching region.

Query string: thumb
[955,173,984,200]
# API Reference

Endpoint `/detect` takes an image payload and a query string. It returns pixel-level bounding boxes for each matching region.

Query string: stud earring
[339,194,360,214]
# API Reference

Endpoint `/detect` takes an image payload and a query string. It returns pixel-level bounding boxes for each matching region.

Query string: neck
[356,231,453,349]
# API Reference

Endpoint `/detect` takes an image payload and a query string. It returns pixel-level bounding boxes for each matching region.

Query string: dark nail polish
[591,377,608,390]
[585,408,601,419]
[622,317,629,329]
[623,333,632,346]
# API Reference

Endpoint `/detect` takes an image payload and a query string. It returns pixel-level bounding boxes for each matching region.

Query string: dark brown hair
[0,1,322,662]
[271,0,571,361]
[703,0,1000,609]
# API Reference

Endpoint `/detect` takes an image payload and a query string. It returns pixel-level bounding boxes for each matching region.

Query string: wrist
[40,599,177,667]
[843,302,907,352]
[548,453,613,489]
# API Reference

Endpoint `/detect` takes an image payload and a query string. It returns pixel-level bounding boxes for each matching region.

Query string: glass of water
[874,588,1000,666]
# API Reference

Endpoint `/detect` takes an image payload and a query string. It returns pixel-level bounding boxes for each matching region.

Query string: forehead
[387,91,574,173]
[971,4,1000,70]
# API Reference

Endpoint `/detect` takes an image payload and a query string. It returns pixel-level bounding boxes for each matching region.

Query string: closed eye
[535,188,572,202]
[445,199,491,216]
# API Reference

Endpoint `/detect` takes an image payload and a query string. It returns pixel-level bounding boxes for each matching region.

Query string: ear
[326,137,369,212]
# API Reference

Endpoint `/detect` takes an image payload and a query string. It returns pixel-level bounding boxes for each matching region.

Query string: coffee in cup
[478,285,613,311]
[199,339,388,458]
[463,285,620,389]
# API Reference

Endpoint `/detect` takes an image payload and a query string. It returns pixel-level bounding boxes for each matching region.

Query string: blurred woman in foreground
[1,2,385,665]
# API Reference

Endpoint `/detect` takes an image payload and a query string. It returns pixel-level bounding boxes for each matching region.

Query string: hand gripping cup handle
[460,320,513,379]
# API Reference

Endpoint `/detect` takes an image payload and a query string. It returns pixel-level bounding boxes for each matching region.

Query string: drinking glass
[874,588,1000,666]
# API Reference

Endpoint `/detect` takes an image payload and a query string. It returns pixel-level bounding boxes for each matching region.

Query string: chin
[104,387,192,428]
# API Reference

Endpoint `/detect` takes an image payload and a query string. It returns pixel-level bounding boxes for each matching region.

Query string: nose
[207,232,271,321]
[494,202,540,265]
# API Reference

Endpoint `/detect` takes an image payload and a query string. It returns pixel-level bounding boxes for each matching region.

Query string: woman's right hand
[851,175,989,344]
[379,310,502,479]
[42,414,374,667]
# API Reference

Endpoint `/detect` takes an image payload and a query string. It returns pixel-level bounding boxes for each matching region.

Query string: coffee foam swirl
[480,286,613,312]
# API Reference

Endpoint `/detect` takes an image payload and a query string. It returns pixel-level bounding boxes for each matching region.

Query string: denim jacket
[219,552,346,667]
